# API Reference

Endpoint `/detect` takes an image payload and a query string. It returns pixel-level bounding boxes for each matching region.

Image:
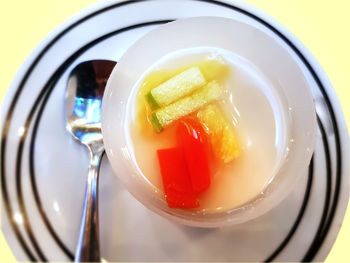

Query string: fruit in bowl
[129,49,284,213]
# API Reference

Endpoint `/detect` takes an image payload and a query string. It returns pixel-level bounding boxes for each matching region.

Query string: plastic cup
[101,17,316,227]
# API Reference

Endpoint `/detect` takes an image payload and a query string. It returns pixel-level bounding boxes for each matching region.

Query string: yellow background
[0,0,349,262]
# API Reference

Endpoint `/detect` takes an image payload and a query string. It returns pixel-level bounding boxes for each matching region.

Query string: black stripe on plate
[264,156,314,262]
[26,21,173,261]
[23,12,320,262]
[301,115,333,261]
[1,0,343,262]
[0,0,149,261]
[265,114,332,262]
[26,21,329,263]
[194,1,343,260]
[30,79,73,259]
[1,151,37,261]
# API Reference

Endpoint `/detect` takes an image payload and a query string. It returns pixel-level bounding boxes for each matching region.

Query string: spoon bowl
[67,60,116,151]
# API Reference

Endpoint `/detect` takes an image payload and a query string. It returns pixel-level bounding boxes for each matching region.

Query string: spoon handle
[75,150,103,262]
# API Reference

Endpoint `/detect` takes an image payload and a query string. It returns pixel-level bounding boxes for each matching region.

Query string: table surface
[0,0,349,262]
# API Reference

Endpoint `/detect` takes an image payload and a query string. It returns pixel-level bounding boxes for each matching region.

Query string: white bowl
[101,16,316,227]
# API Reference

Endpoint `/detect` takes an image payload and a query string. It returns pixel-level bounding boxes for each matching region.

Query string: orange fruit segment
[197,104,240,163]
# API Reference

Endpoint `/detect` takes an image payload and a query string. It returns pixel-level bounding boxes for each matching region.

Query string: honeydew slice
[151,81,222,132]
[146,66,206,110]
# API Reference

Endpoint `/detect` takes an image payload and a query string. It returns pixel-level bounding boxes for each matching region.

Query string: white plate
[1,0,349,262]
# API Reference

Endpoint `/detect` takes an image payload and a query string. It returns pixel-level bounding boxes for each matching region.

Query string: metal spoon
[66,60,116,262]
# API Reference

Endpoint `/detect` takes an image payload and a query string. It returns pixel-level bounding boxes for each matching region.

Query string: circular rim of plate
[1,0,349,262]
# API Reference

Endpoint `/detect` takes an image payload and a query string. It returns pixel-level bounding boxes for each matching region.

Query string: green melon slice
[145,66,206,110]
[151,81,222,132]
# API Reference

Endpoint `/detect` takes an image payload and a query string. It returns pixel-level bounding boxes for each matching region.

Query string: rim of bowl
[101,16,317,227]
